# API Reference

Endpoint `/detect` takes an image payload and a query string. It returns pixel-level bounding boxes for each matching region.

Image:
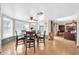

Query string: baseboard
[2,36,15,46]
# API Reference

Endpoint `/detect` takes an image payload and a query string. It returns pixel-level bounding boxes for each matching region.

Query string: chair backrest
[15,31,19,42]
[36,30,41,37]
[31,31,36,39]
[15,31,24,40]
[26,31,36,40]
[21,30,26,34]
[21,30,27,38]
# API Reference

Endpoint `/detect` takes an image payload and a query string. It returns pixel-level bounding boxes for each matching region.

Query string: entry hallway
[1,36,79,55]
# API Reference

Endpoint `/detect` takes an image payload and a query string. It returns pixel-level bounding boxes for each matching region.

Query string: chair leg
[23,39,25,44]
[37,39,39,47]
[34,41,35,53]
[44,39,45,46]
[25,43,27,55]
[16,43,18,51]
[29,42,31,48]
[16,43,18,55]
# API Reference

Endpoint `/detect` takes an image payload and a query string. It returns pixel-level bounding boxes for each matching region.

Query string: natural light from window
[3,17,13,38]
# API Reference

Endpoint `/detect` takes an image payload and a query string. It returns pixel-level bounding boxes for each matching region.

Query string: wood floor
[1,36,79,55]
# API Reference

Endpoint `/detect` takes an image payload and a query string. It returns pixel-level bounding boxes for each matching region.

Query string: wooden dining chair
[15,31,25,53]
[25,31,36,54]
[37,31,46,47]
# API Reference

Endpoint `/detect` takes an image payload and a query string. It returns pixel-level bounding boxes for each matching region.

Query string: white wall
[48,20,51,33]
[53,24,59,36]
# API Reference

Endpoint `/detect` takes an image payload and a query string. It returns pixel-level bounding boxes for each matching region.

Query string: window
[3,17,13,38]
[15,21,29,35]
[38,22,48,35]
[30,22,38,30]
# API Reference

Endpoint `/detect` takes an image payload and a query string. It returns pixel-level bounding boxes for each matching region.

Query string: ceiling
[1,3,79,22]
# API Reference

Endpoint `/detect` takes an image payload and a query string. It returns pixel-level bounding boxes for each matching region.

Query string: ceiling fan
[29,16,38,21]
[29,12,44,21]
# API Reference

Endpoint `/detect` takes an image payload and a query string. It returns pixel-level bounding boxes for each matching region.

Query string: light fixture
[30,16,33,20]
[29,16,38,21]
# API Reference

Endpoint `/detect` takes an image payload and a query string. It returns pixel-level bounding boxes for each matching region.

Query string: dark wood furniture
[57,25,65,36]
[64,22,77,41]
[64,32,76,41]
[59,25,65,32]
[15,31,25,53]
[24,31,36,54]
